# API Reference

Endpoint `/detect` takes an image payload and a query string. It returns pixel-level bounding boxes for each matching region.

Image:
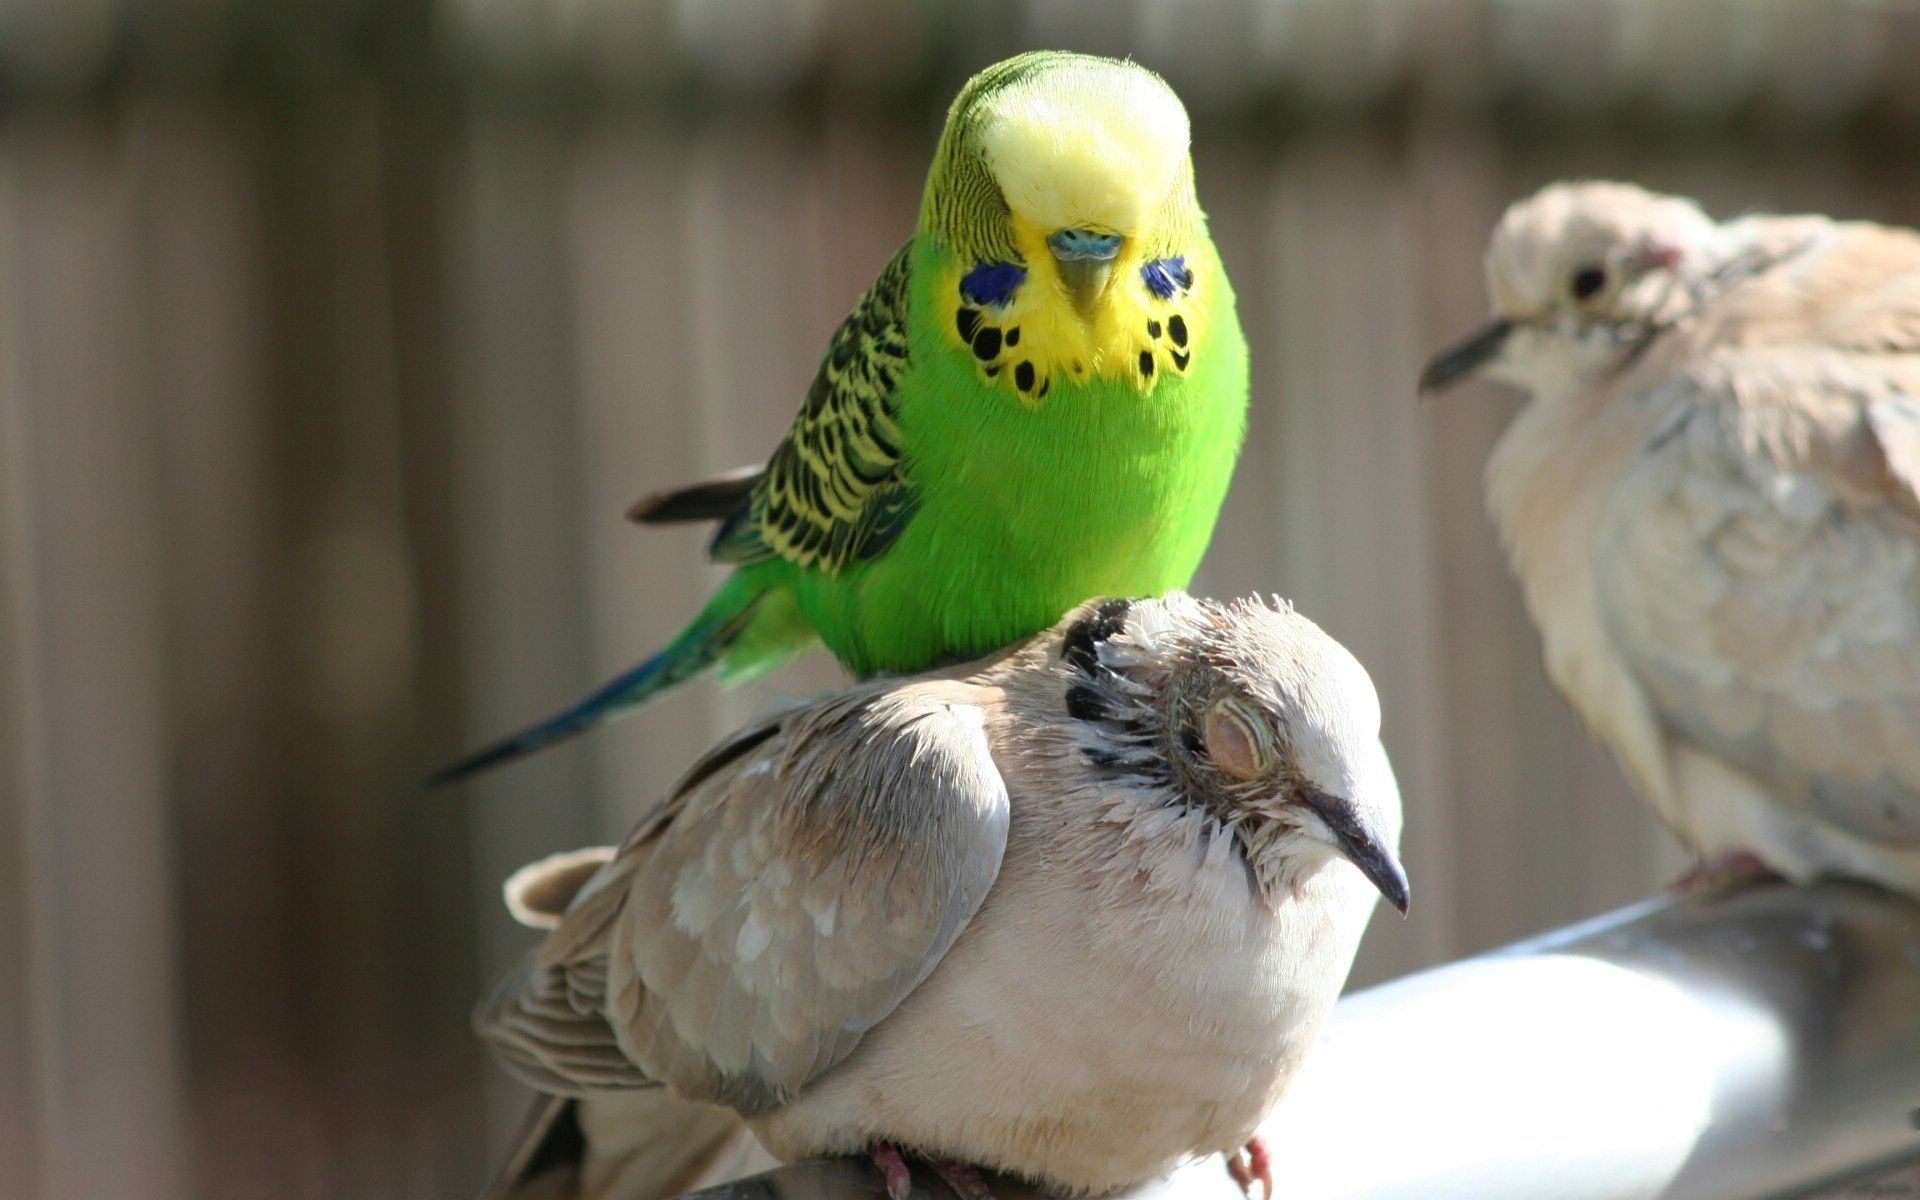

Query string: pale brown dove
[1422,179,1920,893]
[474,592,1408,1200]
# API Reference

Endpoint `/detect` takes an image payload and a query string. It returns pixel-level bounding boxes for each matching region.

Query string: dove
[474,592,1408,1200]
[1421,179,1920,894]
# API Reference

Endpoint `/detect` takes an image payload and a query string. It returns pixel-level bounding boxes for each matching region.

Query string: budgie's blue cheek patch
[960,261,1027,307]
[955,261,1054,402]
[1138,257,1198,378]
[1141,256,1193,300]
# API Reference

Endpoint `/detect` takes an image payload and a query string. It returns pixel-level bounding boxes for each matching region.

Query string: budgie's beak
[1048,228,1122,316]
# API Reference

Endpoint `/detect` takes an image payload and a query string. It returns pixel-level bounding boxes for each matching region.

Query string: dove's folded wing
[477,681,1012,1114]
[1600,342,1920,848]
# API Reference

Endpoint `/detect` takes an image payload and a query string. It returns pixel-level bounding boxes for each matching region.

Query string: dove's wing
[478,679,1011,1114]
[1598,322,1920,848]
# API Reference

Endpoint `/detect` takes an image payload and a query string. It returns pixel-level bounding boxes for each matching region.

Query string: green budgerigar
[439,50,1249,780]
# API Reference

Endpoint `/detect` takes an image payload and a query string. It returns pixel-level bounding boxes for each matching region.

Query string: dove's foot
[929,1160,996,1200]
[1226,1135,1272,1200]
[1669,850,1776,893]
[867,1146,1000,1200]
[870,1143,914,1200]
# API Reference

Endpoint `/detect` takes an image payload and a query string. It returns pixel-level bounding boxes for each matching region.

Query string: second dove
[1424,180,1920,897]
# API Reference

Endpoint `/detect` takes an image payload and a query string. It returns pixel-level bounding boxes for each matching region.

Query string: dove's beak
[1418,318,1512,396]
[1300,787,1410,915]
[1049,227,1122,316]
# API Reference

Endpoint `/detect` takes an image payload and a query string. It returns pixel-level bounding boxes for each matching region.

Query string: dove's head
[1420,181,1723,397]
[1054,592,1409,914]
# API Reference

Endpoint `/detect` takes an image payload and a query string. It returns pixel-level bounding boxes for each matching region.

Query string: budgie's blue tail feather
[430,585,763,785]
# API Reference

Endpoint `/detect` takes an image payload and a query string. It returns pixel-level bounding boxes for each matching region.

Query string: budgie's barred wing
[1597,327,1920,849]
[475,679,1011,1113]
[629,244,917,574]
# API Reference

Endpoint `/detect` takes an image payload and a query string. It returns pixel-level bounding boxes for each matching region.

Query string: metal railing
[680,879,1920,1200]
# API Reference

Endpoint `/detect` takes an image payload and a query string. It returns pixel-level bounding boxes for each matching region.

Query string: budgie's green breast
[791,234,1248,676]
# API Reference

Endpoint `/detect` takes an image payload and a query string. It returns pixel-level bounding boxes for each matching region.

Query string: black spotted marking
[957,308,981,342]
[1168,314,1188,347]
[1036,378,1049,399]
[1061,598,1134,674]
[1139,350,1155,378]
[1004,326,1020,348]
[973,327,1002,360]
[1147,319,1162,339]
[1014,361,1035,392]
[1171,350,1191,371]
[1066,684,1111,721]
[984,364,1000,377]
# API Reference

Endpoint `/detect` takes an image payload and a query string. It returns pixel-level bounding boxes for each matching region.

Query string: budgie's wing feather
[626,464,766,525]
[475,679,1011,1114]
[710,243,917,572]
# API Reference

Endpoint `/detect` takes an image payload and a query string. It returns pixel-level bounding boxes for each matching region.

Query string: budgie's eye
[1569,264,1608,301]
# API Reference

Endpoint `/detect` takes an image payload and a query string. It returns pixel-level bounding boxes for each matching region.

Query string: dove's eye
[1569,264,1608,300]
[1203,703,1269,782]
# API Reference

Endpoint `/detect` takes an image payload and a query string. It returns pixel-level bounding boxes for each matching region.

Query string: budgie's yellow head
[971,55,1190,244]
[923,52,1215,401]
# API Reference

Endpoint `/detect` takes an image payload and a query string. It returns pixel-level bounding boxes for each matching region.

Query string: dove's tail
[433,572,808,785]
[479,1093,770,1200]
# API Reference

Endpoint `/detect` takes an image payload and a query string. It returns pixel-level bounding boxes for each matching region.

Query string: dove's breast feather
[758,747,1383,1193]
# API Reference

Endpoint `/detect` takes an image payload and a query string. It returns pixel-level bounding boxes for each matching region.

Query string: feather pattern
[1600,344,1920,848]
[713,245,915,573]
[478,683,1011,1113]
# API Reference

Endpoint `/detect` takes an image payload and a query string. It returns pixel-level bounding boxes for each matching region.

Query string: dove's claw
[1226,1135,1272,1200]
[931,1160,997,1200]
[1668,850,1776,893]
[871,1143,914,1200]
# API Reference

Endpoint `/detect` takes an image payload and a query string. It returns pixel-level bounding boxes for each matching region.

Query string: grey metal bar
[681,878,1920,1200]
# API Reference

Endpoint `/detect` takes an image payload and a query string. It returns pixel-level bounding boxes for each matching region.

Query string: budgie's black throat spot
[1015,362,1035,392]
[957,308,981,342]
[1139,351,1155,378]
[973,327,1002,360]
[1169,314,1188,347]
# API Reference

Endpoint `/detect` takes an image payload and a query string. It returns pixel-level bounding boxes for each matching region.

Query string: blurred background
[6,1,1920,1197]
